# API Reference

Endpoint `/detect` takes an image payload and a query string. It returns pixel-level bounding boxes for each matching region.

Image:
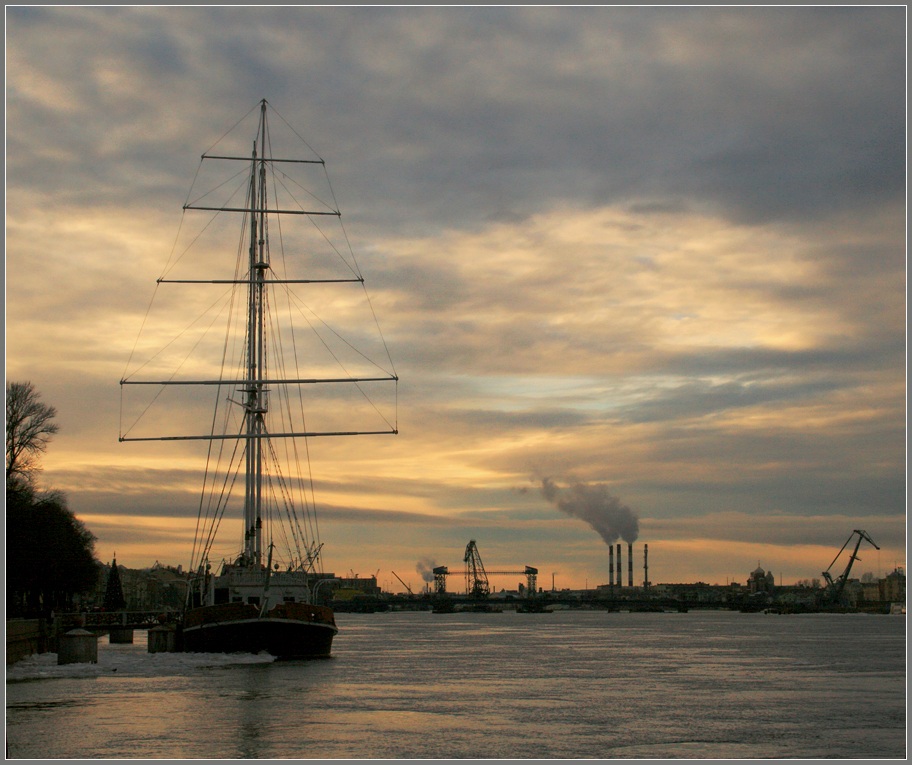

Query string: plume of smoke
[416,558,438,583]
[541,477,639,545]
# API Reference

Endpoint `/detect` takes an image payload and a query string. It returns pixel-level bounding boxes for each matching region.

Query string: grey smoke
[416,558,438,583]
[541,477,639,545]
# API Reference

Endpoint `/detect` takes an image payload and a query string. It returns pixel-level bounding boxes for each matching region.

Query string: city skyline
[5,6,906,588]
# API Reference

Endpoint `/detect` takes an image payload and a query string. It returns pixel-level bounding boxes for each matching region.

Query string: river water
[5,609,906,759]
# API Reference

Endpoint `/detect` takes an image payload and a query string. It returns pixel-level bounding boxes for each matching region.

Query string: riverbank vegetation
[6,381,98,616]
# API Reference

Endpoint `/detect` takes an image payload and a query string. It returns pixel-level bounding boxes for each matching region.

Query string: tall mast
[245,99,269,565]
[119,98,400,578]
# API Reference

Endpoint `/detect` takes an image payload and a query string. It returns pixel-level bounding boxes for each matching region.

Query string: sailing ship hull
[181,602,338,659]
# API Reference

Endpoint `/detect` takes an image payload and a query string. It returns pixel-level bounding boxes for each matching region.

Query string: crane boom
[485,566,539,595]
[391,571,414,595]
[822,529,880,604]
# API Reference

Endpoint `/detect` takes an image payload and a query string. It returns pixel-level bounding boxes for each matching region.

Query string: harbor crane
[431,541,539,598]
[464,540,490,598]
[391,571,414,596]
[821,529,880,605]
[433,566,449,595]
[428,540,540,598]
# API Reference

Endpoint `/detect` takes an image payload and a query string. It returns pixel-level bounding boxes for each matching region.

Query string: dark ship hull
[181,602,337,659]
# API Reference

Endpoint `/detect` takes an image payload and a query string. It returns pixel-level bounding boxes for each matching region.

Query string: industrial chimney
[644,543,649,589]
[628,542,633,587]
[609,545,614,586]
[616,543,621,587]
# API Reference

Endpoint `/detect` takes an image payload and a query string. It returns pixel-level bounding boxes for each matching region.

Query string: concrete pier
[147,625,178,653]
[57,629,98,665]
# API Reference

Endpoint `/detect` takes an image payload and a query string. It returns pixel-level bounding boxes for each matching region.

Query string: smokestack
[628,542,633,587]
[644,543,649,589]
[609,545,614,586]
[616,543,621,587]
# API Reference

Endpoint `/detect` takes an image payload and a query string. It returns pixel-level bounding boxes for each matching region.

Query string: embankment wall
[6,619,49,664]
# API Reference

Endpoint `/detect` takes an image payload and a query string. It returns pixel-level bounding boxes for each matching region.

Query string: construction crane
[464,540,490,598]
[822,529,880,605]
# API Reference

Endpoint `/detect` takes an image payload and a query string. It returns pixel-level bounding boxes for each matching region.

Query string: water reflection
[6,611,906,759]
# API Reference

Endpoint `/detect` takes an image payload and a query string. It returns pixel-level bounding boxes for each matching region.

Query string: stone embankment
[6,619,50,664]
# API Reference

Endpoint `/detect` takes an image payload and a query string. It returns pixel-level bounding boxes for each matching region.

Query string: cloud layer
[6,7,905,586]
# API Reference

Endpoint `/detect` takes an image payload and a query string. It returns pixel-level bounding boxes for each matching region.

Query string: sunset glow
[6,6,905,589]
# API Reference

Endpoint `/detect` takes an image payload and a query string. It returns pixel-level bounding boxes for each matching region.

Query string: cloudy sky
[6,6,906,592]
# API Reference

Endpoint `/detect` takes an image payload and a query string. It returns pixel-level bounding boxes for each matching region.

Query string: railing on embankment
[57,611,178,631]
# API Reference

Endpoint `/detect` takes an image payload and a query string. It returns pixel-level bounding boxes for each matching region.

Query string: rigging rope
[128,99,397,582]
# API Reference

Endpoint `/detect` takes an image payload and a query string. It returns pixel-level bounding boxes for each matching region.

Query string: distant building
[774,584,819,609]
[336,575,381,597]
[81,562,188,611]
[652,583,733,604]
[880,567,906,603]
[861,580,881,603]
[748,565,775,594]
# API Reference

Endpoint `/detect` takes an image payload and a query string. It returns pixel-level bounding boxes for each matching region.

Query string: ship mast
[244,99,269,566]
[119,98,399,575]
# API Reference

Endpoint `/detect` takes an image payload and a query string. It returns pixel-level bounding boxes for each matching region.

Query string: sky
[5,6,906,593]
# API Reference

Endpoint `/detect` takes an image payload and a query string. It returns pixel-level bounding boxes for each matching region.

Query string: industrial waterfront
[6,609,905,759]
[58,533,907,619]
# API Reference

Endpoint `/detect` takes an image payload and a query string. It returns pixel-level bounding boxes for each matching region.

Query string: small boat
[120,99,398,658]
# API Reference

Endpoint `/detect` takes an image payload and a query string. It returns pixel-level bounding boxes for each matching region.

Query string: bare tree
[6,381,59,489]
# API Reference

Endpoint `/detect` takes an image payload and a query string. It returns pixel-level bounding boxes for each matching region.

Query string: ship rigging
[119,99,398,657]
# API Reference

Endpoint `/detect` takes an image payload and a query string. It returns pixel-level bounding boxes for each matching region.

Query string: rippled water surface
[6,610,906,759]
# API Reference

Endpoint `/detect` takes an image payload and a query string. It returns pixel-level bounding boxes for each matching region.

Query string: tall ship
[119,99,398,658]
